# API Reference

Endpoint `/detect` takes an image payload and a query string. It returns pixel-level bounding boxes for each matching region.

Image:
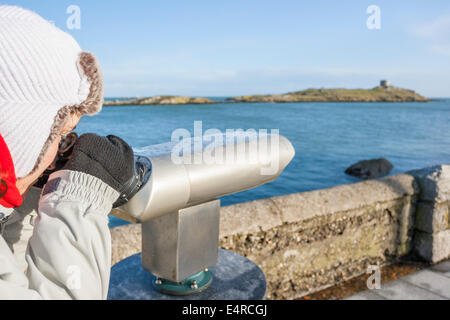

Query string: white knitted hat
[0,5,103,178]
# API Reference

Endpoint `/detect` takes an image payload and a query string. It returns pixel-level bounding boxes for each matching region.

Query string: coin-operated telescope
[107,132,295,297]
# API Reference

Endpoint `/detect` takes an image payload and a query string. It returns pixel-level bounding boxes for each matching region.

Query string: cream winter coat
[0,170,118,299]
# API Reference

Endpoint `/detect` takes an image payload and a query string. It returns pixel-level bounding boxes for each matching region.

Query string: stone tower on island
[380,80,390,88]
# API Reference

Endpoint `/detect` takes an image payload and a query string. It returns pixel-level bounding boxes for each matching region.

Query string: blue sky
[6,0,450,97]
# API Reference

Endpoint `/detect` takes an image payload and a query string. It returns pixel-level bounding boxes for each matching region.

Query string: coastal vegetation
[227,86,428,103]
[104,84,428,106]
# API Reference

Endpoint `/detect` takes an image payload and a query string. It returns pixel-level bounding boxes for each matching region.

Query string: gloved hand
[63,133,135,194]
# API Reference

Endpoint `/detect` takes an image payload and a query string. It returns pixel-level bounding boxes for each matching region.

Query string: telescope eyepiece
[112,156,152,208]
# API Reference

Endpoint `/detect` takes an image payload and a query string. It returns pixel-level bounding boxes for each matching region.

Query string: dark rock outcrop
[345,158,393,179]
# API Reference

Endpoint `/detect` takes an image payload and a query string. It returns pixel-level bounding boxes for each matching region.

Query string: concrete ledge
[219,198,282,237]
[274,174,417,225]
[220,174,417,238]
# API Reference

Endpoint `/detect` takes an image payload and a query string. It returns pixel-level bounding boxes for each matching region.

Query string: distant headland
[103,95,214,106]
[227,81,429,103]
[104,81,428,106]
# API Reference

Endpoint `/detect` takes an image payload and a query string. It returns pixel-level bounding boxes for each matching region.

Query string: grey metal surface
[142,200,220,282]
[110,133,295,222]
[108,249,267,300]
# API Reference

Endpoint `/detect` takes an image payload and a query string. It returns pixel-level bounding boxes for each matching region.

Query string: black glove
[63,133,135,193]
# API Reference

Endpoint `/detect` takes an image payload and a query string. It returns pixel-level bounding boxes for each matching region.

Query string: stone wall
[218,174,418,299]
[410,165,450,263]
[110,165,450,300]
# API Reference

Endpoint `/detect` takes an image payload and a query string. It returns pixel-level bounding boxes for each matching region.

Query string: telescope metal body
[110,132,295,292]
[111,132,295,223]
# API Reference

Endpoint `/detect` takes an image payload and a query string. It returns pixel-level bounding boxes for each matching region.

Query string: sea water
[76,99,450,227]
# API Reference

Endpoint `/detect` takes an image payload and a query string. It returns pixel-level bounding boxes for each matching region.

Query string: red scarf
[0,134,23,208]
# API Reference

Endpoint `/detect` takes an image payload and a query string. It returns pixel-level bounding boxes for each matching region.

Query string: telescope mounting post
[141,199,220,295]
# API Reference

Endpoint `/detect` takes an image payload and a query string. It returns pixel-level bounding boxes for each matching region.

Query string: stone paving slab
[369,280,446,300]
[344,291,386,300]
[344,259,450,300]
[401,270,450,298]
[430,260,450,277]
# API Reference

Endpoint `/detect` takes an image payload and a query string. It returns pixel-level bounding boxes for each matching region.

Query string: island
[227,82,428,103]
[104,95,215,106]
[103,81,428,106]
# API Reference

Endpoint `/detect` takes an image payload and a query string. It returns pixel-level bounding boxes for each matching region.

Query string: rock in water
[345,158,393,179]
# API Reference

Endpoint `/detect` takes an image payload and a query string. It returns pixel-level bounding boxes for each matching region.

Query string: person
[0,5,135,299]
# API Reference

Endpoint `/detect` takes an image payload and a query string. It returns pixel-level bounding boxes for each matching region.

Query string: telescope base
[108,249,266,300]
[154,270,213,296]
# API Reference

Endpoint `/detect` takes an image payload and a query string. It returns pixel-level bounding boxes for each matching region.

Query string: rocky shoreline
[104,95,216,106]
[227,86,428,103]
[104,85,428,106]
